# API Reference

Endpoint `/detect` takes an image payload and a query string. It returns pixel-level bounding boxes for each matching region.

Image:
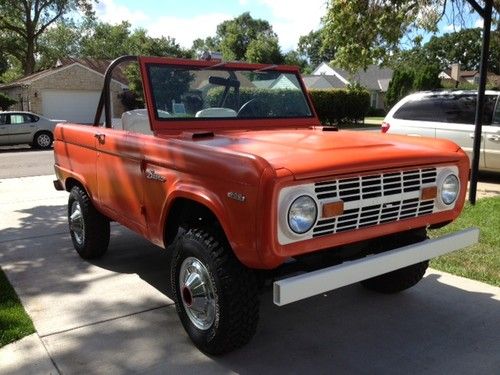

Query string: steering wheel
[237,99,269,118]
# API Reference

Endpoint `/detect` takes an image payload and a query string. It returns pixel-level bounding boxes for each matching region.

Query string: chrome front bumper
[273,228,480,306]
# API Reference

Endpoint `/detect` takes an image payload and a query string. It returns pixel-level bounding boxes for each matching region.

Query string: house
[304,62,393,109]
[0,58,129,123]
[439,63,500,88]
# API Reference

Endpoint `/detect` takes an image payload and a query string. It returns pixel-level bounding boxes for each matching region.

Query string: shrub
[308,88,370,125]
[0,93,16,110]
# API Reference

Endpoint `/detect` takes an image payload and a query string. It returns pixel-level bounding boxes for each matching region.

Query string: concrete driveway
[0,176,499,374]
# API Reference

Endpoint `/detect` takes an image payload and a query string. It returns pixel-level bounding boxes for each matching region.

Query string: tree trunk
[24,40,36,75]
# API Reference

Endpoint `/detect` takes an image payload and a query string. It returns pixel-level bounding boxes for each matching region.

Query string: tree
[0,0,95,75]
[297,29,336,67]
[385,68,416,108]
[190,12,282,62]
[322,0,500,73]
[37,20,82,69]
[385,65,441,108]
[245,35,283,64]
[80,20,132,59]
[282,50,309,72]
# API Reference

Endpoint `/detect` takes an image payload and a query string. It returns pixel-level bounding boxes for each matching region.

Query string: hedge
[308,88,370,125]
[206,86,370,124]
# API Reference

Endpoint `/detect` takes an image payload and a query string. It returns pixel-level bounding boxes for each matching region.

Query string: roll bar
[93,55,138,128]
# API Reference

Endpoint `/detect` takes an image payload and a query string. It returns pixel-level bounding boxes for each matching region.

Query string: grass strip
[430,196,500,287]
[0,268,35,347]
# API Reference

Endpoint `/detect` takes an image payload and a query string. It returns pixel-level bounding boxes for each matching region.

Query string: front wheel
[68,186,110,259]
[361,229,429,293]
[171,228,259,355]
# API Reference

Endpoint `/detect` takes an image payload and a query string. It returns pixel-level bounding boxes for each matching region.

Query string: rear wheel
[33,131,53,149]
[361,229,429,293]
[68,186,110,259]
[171,228,259,355]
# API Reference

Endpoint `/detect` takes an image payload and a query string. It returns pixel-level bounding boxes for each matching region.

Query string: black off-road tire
[361,230,429,294]
[33,131,53,149]
[171,228,259,355]
[68,186,110,259]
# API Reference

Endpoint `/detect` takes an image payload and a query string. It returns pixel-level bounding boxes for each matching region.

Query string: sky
[93,0,484,53]
[93,0,327,52]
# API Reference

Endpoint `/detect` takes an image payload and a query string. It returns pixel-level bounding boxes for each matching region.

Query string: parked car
[382,91,500,172]
[0,111,66,149]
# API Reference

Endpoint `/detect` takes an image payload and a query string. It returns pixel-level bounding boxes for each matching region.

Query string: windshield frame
[139,56,320,133]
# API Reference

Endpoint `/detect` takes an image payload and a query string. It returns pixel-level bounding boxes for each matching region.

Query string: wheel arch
[162,191,233,251]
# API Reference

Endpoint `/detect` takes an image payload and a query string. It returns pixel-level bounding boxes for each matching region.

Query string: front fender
[158,182,260,268]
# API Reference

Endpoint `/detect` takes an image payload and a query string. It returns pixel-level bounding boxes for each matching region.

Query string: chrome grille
[312,168,437,237]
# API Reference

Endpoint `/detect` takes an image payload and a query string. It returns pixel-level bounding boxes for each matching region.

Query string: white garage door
[41,90,106,124]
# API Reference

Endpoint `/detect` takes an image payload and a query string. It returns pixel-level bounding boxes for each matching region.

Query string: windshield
[147,64,313,121]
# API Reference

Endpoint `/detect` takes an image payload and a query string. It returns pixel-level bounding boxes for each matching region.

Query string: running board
[273,228,479,306]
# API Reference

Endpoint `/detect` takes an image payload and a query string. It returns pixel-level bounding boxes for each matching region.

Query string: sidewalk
[1,176,499,374]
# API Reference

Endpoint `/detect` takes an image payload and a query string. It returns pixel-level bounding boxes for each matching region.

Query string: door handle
[469,134,483,139]
[94,133,105,144]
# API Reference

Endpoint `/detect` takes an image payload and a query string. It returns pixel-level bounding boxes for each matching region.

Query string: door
[6,113,37,144]
[0,114,7,145]
[95,128,147,234]
[485,97,500,171]
[435,94,497,169]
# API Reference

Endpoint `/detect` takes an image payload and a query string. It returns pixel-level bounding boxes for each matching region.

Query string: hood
[181,128,465,180]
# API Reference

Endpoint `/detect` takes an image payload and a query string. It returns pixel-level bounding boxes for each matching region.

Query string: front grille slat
[313,167,436,237]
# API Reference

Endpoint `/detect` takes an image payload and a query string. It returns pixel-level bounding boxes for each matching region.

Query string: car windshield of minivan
[147,65,313,120]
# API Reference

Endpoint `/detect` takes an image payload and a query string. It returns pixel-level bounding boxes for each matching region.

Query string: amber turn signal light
[421,186,438,200]
[322,201,344,218]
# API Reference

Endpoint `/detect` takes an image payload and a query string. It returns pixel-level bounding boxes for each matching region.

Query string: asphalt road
[0,146,54,178]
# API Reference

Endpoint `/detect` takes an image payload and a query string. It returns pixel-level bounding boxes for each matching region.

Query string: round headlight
[441,174,459,205]
[288,195,317,234]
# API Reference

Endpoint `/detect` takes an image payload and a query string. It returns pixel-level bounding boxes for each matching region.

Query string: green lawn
[364,116,385,125]
[429,196,500,287]
[0,268,35,348]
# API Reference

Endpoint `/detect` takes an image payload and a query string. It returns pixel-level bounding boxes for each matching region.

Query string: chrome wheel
[69,201,85,246]
[37,133,52,148]
[179,257,216,330]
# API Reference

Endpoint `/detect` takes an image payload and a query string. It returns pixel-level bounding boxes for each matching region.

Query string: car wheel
[33,131,53,149]
[361,229,429,293]
[171,228,259,355]
[68,186,110,259]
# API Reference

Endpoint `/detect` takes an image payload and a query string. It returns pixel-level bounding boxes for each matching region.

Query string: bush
[206,86,370,125]
[308,88,370,125]
[0,93,16,110]
[366,107,386,117]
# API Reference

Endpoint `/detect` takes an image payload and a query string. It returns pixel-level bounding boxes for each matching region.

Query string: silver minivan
[382,91,500,172]
[0,111,65,149]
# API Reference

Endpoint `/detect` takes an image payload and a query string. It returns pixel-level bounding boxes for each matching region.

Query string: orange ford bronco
[53,55,478,354]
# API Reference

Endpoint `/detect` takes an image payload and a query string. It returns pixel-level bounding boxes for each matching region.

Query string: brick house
[0,58,128,123]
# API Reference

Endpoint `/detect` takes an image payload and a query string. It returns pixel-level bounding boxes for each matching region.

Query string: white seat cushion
[195,108,237,118]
